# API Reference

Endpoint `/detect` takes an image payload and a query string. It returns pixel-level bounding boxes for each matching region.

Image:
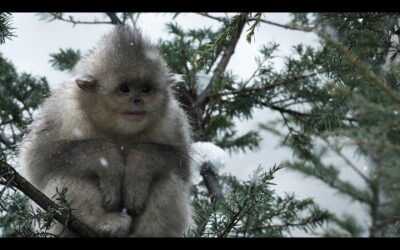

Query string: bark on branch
[200,162,224,203]
[0,133,12,147]
[0,160,98,237]
[195,16,246,109]
[105,12,123,25]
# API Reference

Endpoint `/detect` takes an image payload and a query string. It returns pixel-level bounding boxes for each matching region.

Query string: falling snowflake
[99,157,109,168]
[145,49,159,61]
[73,128,84,138]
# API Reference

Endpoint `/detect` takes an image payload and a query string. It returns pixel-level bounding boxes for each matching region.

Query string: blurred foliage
[0,54,49,161]
[49,48,81,72]
[260,12,400,236]
[0,13,14,44]
[0,54,50,236]
[0,14,51,236]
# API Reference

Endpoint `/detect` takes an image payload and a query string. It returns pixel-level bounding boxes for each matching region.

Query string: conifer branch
[195,13,247,109]
[321,138,371,184]
[210,74,317,99]
[323,34,400,104]
[0,160,98,237]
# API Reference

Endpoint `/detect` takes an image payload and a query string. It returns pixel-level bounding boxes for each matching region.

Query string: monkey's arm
[47,139,125,210]
[122,144,191,237]
[122,144,190,217]
[32,139,132,237]
[130,172,192,237]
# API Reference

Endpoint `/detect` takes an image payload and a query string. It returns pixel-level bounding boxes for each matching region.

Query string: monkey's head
[72,26,177,136]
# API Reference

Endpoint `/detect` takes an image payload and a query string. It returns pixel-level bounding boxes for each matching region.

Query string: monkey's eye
[141,85,152,94]
[119,84,130,93]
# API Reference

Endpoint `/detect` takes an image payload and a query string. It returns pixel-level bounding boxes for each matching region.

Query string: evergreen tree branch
[288,162,371,205]
[210,74,317,99]
[263,104,311,118]
[256,18,314,32]
[192,13,247,142]
[344,138,400,155]
[195,14,247,109]
[0,13,15,44]
[321,137,371,184]
[218,209,242,238]
[0,160,98,237]
[196,13,315,32]
[323,33,400,104]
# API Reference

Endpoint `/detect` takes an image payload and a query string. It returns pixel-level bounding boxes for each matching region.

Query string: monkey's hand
[123,149,160,217]
[91,143,125,211]
[97,212,133,237]
[122,144,189,218]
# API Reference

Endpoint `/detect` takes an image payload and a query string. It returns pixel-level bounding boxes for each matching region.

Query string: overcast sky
[0,13,370,236]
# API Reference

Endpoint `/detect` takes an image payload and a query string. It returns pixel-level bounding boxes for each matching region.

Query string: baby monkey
[19,26,192,237]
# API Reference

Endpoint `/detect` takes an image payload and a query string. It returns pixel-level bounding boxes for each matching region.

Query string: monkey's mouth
[120,111,146,121]
[121,111,145,115]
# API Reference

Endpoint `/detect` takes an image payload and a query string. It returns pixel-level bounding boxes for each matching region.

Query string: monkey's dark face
[76,74,169,135]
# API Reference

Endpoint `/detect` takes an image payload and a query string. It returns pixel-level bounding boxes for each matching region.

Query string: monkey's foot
[124,193,147,218]
[97,212,133,237]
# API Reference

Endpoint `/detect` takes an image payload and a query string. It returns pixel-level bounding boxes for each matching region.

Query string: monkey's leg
[130,174,192,237]
[42,176,132,237]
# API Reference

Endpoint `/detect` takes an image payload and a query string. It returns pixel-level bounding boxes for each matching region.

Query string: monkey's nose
[133,99,141,104]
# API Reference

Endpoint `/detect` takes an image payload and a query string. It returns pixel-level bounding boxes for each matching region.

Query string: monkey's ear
[75,74,97,90]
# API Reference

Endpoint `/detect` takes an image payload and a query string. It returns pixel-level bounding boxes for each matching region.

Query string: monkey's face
[110,77,168,126]
[76,73,169,135]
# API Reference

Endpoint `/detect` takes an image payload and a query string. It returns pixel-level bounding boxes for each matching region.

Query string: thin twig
[209,74,317,99]
[242,56,269,88]
[254,18,314,32]
[196,12,315,32]
[197,13,225,22]
[46,14,114,26]
[322,137,371,184]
